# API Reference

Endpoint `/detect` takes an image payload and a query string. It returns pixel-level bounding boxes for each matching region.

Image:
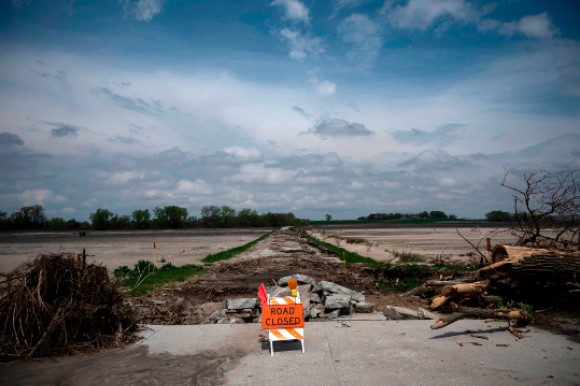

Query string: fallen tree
[477,246,580,307]
[0,253,136,359]
[408,244,580,335]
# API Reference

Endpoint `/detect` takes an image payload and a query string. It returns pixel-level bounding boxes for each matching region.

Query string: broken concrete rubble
[205,271,434,325]
[383,306,435,320]
[353,302,375,313]
[209,274,375,324]
[319,281,366,303]
[226,298,257,310]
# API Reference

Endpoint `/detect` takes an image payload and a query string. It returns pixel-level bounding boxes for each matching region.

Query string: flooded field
[0,228,270,272]
[309,223,518,264]
[0,224,518,272]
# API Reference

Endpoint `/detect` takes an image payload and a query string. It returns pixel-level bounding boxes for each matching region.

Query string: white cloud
[382,0,476,30]
[307,69,337,95]
[119,0,164,22]
[308,119,374,137]
[97,171,145,186]
[439,177,457,187]
[226,164,294,185]
[176,179,212,195]
[223,146,263,162]
[338,13,383,69]
[480,12,558,39]
[272,0,310,23]
[381,1,557,40]
[280,28,324,60]
[1,189,67,206]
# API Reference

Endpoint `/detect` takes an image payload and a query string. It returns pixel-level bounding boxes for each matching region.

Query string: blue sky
[0,0,579,221]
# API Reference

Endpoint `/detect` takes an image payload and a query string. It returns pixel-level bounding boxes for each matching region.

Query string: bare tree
[501,169,580,250]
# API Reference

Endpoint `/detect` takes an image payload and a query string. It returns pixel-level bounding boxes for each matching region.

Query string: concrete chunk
[319,281,365,302]
[383,306,423,320]
[354,302,375,313]
[325,294,352,310]
[226,298,257,310]
[278,274,317,286]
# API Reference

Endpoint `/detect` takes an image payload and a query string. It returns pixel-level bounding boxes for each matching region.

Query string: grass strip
[306,234,384,267]
[201,231,271,264]
[120,264,204,297]
[118,232,272,296]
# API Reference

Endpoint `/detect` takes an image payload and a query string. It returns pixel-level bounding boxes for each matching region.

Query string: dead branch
[456,229,489,265]
[430,303,531,330]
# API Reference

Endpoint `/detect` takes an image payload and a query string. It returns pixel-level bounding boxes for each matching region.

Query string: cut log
[429,281,489,310]
[430,304,531,330]
[440,281,489,297]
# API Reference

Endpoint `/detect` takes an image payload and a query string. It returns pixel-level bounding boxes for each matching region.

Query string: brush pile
[0,253,136,359]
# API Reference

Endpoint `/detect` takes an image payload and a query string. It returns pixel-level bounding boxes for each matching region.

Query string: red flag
[257,283,268,306]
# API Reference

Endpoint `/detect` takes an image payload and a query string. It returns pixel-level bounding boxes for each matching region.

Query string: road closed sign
[261,304,304,329]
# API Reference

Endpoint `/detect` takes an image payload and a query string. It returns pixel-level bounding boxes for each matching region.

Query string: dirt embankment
[129,228,442,325]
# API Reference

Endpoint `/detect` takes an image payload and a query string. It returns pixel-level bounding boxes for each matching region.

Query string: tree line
[0,205,308,231]
[357,210,457,221]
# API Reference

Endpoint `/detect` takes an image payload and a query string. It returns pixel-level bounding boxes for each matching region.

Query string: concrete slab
[1,321,578,385]
[137,320,579,385]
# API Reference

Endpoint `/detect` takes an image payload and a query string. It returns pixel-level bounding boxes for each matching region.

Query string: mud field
[0,225,516,273]
[0,228,270,273]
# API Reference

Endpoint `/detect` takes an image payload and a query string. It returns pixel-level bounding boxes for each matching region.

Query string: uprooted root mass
[0,253,136,359]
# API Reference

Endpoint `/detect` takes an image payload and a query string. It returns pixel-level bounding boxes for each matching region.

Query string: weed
[307,234,382,266]
[202,232,271,264]
[119,263,204,297]
[499,300,535,314]
[390,250,425,263]
[113,265,131,278]
[346,237,367,244]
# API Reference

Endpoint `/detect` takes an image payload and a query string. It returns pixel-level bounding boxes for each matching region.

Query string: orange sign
[261,304,304,329]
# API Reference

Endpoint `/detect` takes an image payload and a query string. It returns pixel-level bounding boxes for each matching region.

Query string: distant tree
[325,214,332,222]
[132,209,151,229]
[66,219,82,230]
[485,210,511,222]
[110,215,131,229]
[49,217,67,230]
[221,205,237,227]
[90,208,114,230]
[448,214,458,220]
[154,206,188,229]
[10,205,47,229]
[429,210,447,219]
[420,211,429,219]
[237,208,261,227]
[201,205,221,227]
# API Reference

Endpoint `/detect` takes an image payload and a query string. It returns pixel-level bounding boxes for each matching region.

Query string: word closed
[261,304,304,329]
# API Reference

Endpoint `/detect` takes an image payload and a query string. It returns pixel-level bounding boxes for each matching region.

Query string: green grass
[118,262,204,297]
[201,232,271,264]
[307,234,383,267]
[116,232,272,296]
[390,250,426,263]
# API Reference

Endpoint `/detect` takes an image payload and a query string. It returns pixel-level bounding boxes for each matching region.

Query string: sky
[0,0,579,222]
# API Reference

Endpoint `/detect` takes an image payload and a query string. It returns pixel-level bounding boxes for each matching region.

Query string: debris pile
[0,253,136,359]
[403,245,580,336]
[208,273,374,324]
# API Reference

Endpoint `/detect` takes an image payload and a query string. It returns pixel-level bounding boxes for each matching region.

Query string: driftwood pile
[0,253,136,359]
[407,245,580,336]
